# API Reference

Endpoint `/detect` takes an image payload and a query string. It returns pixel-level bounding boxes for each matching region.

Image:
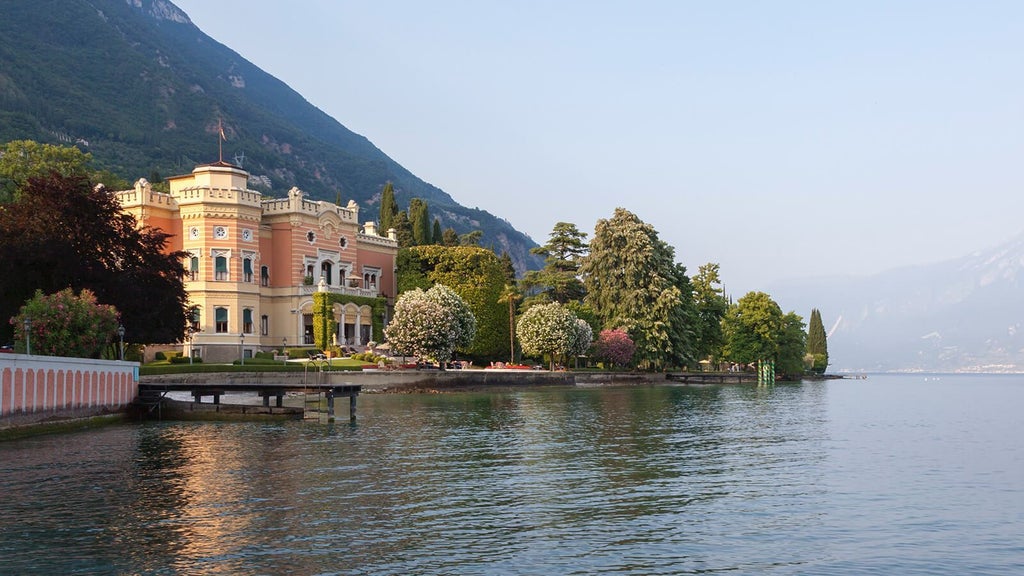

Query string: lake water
[0,374,1022,575]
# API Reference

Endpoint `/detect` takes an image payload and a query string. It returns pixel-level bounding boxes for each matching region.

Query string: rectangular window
[189,256,199,282]
[243,258,253,283]
[260,315,269,336]
[215,307,228,333]
[215,256,228,281]
[243,308,254,334]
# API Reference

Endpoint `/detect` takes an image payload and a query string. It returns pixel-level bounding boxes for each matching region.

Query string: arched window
[260,265,270,287]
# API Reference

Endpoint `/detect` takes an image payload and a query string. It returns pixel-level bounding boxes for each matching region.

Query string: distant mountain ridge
[771,232,1024,372]
[0,0,540,270]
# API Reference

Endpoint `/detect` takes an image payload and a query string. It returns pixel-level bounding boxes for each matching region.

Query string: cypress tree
[379,181,398,233]
[432,218,443,245]
[806,308,829,374]
[409,198,431,246]
[499,250,517,283]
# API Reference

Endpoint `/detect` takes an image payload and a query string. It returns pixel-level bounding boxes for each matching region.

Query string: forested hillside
[0,0,539,270]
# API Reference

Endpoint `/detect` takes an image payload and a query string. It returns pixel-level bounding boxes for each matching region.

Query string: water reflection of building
[115,162,398,361]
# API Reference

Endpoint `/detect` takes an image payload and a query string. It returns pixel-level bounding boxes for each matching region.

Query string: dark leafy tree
[806,308,829,373]
[432,218,443,245]
[580,208,690,370]
[0,140,91,203]
[409,198,431,246]
[499,250,517,284]
[0,141,129,204]
[692,263,729,362]
[393,210,414,248]
[721,291,804,377]
[777,312,807,378]
[0,173,189,344]
[442,227,460,247]
[379,181,398,233]
[521,222,587,305]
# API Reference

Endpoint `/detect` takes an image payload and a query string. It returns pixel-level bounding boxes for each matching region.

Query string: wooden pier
[136,381,361,421]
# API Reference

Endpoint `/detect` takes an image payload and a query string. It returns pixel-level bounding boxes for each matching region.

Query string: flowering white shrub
[385,284,476,365]
[516,302,580,368]
[570,317,593,357]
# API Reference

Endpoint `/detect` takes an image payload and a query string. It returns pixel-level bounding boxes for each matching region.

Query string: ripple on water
[1,377,1022,574]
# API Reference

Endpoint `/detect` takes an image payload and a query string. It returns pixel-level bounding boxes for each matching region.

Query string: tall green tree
[432,218,443,245]
[409,198,431,246]
[692,263,729,362]
[392,210,414,248]
[0,141,128,204]
[499,250,517,284]
[1,140,89,203]
[396,245,511,359]
[580,208,691,370]
[0,172,189,344]
[378,181,398,233]
[521,221,588,305]
[806,308,829,374]
[777,312,808,378]
[721,291,805,377]
[497,284,521,364]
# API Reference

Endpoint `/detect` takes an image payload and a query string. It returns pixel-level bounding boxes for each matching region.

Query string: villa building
[115,161,398,362]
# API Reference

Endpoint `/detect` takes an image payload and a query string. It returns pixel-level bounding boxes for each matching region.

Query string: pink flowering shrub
[10,288,119,358]
[594,329,636,368]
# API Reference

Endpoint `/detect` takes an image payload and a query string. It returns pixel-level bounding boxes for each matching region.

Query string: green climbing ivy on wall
[312,292,388,350]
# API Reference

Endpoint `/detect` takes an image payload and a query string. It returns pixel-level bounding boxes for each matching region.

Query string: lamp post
[282,337,288,365]
[240,332,245,366]
[23,317,31,356]
[188,330,194,365]
[117,325,125,361]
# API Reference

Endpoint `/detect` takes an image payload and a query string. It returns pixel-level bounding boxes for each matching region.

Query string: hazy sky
[174,1,1024,297]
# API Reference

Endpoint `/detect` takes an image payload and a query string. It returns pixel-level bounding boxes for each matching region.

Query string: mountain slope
[771,232,1024,372]
[0,0,539,270]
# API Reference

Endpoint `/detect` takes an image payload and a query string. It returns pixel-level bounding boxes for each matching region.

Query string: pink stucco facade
[0,354,138,425]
